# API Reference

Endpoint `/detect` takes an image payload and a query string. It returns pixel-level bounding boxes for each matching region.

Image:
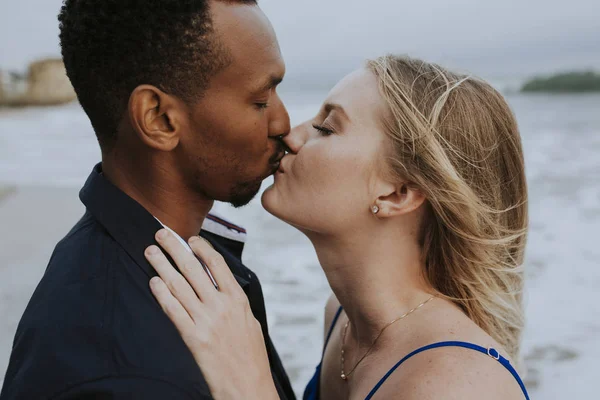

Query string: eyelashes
[312,123,335,136]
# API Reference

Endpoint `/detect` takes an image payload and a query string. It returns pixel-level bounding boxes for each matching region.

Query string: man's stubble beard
[228,176,264,208]
[190,153,268,209]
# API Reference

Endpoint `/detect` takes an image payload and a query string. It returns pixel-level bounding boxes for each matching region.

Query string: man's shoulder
[20,212,128,328]
[4,212,210,399]
[54,210,118,258]
[46,211,130,279]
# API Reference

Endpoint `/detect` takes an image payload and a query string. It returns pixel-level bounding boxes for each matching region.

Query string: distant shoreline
[521,71,600,93]
[0,186,16,203]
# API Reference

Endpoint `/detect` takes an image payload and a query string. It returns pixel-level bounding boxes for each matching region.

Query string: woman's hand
[145,229,279,400]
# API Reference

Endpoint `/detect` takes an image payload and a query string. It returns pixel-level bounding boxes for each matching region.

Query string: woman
[144,55,530,399]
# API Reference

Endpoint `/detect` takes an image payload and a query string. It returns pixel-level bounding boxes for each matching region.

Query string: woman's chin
[260,186,280,216]
[261,185,293,224]
[261,188,320,239]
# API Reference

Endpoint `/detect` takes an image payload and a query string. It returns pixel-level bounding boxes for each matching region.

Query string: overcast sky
[1,0,598,87]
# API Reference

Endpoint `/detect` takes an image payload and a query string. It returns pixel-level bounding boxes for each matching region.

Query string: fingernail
[157,229,168,240]
[146,245,159,256]
[150,277,162,287]
[189,236,200,244]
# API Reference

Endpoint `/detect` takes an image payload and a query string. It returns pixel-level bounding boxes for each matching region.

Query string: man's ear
[374,182,426,219]
[128,85,184,151]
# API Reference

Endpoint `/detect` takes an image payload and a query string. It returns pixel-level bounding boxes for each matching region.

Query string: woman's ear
[128,85,183,151]
[373,182,426,219]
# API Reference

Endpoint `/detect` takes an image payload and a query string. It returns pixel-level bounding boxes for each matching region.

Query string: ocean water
[1,91,599,398]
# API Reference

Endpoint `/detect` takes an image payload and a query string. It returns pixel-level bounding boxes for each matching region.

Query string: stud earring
[371,205,380,215]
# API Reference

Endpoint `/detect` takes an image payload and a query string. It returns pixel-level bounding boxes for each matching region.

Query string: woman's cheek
[298,148,331,189]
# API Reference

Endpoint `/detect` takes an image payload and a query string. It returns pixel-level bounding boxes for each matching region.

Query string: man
[0,0,294,398]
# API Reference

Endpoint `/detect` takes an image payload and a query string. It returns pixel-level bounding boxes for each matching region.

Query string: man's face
[178,2,289,207]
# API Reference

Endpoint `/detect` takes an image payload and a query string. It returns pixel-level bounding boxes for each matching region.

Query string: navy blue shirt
[0,164,295,400]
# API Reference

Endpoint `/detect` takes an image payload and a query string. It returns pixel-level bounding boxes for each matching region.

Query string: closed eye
[312,124,335,136]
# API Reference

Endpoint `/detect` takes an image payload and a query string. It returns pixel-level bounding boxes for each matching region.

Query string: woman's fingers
[145,244,206,321]
[149,277,198,342]
[155,229,218,303]
[148,233,277,399]
[188,236,243,296]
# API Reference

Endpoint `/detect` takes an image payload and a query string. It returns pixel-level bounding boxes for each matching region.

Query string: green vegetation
[521,71,600,93]
[0,186,16,202]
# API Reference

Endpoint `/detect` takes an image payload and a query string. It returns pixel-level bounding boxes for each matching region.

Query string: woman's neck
[309,226,434,346]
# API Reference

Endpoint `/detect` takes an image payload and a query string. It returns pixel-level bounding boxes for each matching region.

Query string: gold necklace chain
[340,295,436,380]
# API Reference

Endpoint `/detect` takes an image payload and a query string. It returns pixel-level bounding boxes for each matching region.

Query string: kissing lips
[275,153,290,174]
[269,151,285,175]
[276,159,285,173]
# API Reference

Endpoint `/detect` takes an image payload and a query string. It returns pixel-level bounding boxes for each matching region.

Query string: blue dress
[303,307,530,400]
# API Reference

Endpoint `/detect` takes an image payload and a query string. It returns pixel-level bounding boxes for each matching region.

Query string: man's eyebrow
[324,102,350,121]
[252,75,284,94]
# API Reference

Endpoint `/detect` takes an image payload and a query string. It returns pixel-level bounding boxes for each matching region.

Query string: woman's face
[261,68,391,235]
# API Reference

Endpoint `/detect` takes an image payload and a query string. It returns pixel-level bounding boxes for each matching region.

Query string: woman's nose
[283,122,310,154]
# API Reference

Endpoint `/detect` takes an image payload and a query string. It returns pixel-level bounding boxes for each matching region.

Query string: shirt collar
[80,163,249,288]
[155,217,194,253]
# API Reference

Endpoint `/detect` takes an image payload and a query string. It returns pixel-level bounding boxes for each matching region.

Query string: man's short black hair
[58,0,257,150]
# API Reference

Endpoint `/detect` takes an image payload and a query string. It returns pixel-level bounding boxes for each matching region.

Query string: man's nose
[268,94,291,139]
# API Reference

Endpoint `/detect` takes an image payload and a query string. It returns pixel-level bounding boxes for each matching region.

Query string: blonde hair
[367,55,528,361]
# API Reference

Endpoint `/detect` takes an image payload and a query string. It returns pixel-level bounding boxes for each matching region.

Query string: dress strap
[364,341,530,400]
[323,306,344,355]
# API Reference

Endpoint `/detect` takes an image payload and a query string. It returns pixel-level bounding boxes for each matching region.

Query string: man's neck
[102,157,213,240]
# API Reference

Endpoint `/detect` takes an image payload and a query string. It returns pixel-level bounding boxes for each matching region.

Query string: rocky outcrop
[0,58,77,106]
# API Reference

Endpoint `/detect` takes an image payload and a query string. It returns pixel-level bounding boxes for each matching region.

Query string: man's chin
[228,180,263,208]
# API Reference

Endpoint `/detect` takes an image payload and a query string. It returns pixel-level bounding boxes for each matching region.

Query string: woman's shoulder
[376,309,523,400]
[374,342,524,400]
[369,301,524,399]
